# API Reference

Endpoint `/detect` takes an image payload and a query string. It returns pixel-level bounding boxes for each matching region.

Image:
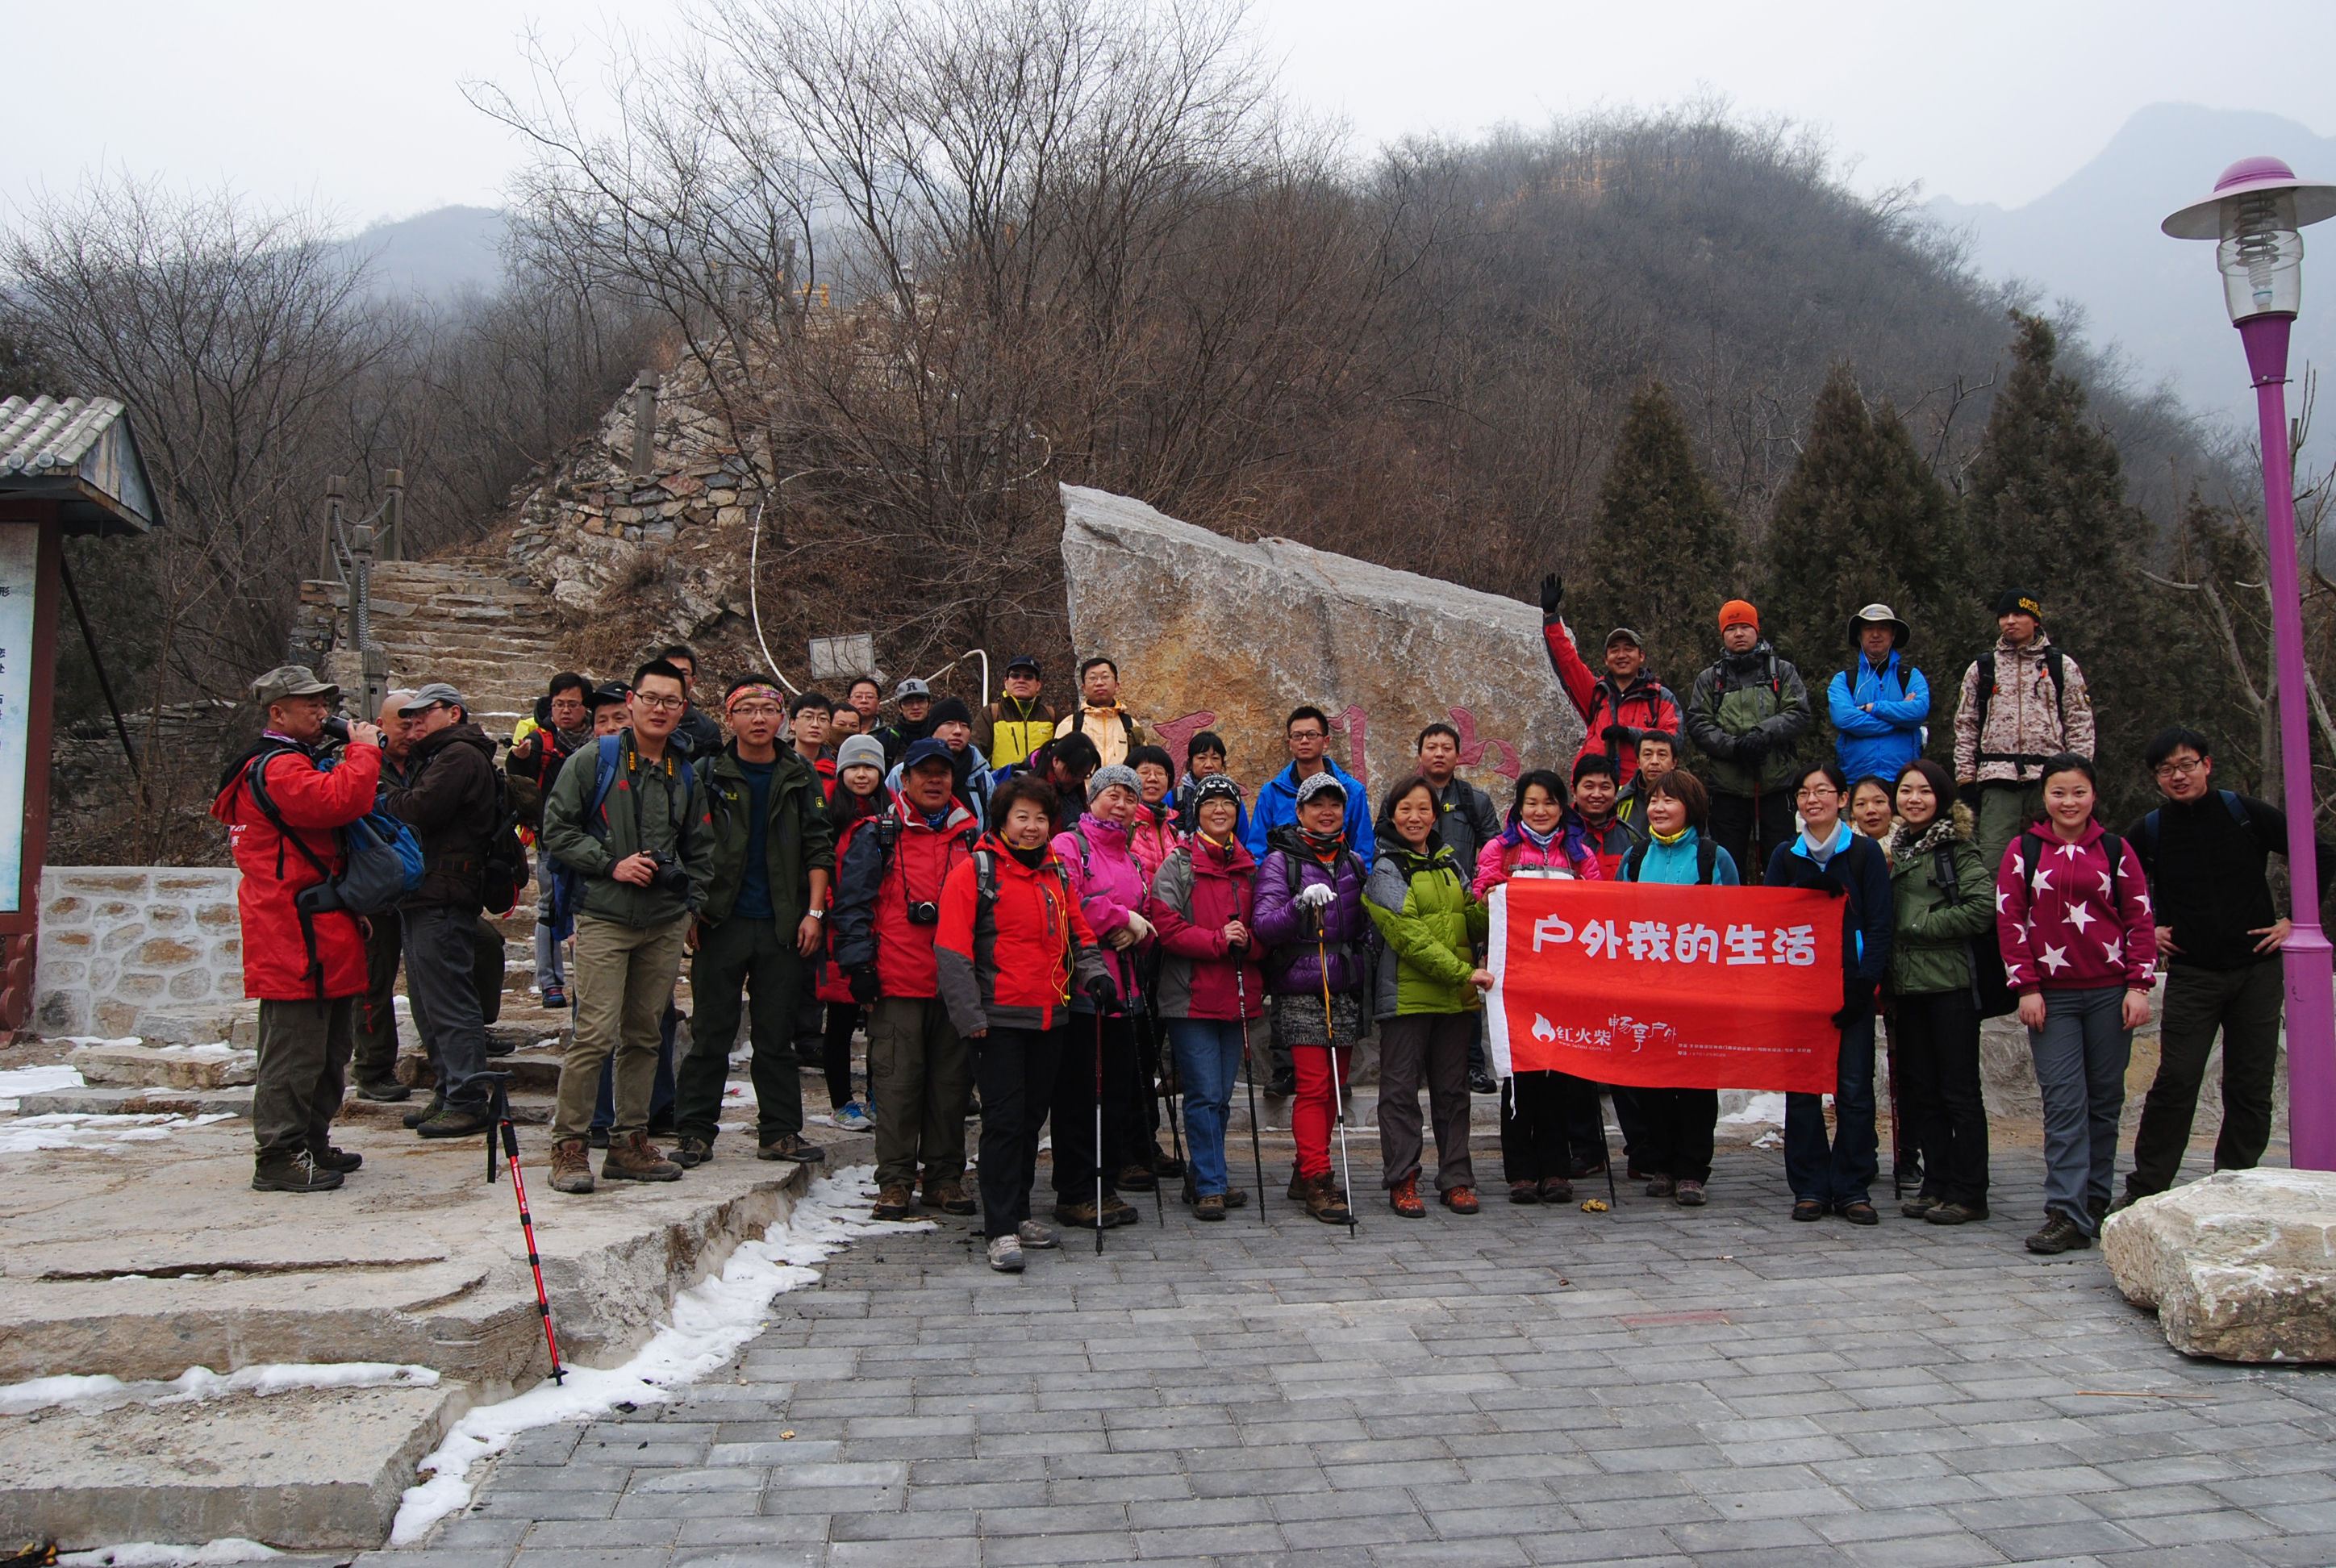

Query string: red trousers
[1290,1043,1353,1178]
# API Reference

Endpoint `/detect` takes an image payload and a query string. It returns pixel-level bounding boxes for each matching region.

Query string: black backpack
[1971,647,2071,770]
[1622,836,1720,886]
[1928,839,2015,1020]
[479,767,532,917]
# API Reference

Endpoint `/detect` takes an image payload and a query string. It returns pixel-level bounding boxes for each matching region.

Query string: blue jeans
[1785,1007,1877,1206]
[2029,986,2134,1235]
[1168,1018,1249,1198]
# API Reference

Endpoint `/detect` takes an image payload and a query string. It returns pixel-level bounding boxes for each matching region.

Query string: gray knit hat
[1087,763,1141,804]
[1294,770,1348,808]
[835,733,886,773]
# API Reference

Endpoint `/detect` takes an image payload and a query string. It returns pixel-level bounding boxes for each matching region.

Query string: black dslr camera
[906,900,941,926]
[648,850,691,895]
[321,715,352,745]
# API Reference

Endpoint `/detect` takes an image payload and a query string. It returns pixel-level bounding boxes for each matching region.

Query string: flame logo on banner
[1532,1015,1556,1044]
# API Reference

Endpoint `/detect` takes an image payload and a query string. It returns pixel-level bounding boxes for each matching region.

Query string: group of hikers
[212,575,2312,1274]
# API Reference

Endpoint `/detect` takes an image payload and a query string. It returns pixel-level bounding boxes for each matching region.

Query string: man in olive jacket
[673,677,836,1167]
[539,659,716,1192]
[1684,599,1812,886]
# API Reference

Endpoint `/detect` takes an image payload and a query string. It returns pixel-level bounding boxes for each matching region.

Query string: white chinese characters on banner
[1529,911,1816,967]
[0,527,33,912]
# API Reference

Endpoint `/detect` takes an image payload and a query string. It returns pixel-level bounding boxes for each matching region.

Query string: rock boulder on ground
[2102,1166,2336,1362]
[1059,484,1582,795]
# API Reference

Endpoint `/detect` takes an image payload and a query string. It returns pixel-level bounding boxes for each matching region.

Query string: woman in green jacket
[1365,774,1494,1217]
[1886,757,1996,1225]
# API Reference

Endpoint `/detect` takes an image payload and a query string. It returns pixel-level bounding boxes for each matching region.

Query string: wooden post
[0,518,62,1032]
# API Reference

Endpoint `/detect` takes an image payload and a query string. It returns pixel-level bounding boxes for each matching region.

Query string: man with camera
[210,665,382,1194]
[540,658,715,1193]
[382,682,505,1141]
[831,737,982,1219]
[672,678,836,1168]
[352,690,422,1103]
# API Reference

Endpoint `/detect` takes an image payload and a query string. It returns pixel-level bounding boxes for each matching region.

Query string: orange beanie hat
[1718,599,1759,632]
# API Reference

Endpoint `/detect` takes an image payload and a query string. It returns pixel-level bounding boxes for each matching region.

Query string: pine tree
[1963,311,2167,817]
[1759,363,1971,731]
[1574,381,1743,691]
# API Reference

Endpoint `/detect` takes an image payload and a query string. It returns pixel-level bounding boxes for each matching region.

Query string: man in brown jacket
[1953,590,2096,876]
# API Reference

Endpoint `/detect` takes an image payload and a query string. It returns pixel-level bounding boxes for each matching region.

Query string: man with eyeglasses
[670,678,836,1169]
[2117,726,2332,1208]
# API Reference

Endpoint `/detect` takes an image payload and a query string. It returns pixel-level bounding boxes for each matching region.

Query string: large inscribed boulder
[2102,1167,2336,1362]
[1058,485,1583,794]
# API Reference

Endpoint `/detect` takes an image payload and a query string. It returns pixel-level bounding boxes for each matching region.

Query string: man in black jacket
[384,682,505,1140]
[2120,727,2331,1206]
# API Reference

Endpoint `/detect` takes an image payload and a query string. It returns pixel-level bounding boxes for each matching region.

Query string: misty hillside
[1925,102,2336,457]
[339,204,508,302]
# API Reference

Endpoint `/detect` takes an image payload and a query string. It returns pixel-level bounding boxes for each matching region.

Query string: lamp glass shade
[2219,188,2304,322]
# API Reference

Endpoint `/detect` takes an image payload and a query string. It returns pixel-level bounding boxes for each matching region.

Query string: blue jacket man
[1245,705,1375,861]
[1827,603,1929,785]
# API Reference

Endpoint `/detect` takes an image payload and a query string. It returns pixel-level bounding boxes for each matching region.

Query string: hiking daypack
[1929,838,2015,1020]
[479,767,532,917]
[243,747,424,917]
[1621,835,1720,886]
[1972,647,2071,770]
[2138,790,2256,861]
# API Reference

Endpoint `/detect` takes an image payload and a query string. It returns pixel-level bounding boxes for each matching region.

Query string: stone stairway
[298,558,565,730]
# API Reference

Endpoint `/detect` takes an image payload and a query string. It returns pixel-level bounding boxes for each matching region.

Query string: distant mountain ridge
[1924,102,2336,458]
[336,205,508,302]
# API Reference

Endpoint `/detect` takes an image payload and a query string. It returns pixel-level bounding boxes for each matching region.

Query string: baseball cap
[251,665,337,707]
[1295,771,1348,808]
[1605,628,1646,648]
[399,682,466,716]
[1004,654,1041,676]
[586,682,631,711]
[895,677,932,701]
[902,736,955,771]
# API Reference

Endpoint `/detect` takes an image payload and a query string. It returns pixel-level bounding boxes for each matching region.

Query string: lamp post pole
[2167,156,2336,1170]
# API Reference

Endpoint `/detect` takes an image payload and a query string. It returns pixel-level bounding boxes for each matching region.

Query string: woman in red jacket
[1147,774,1266,1220]
[815,734,889,1132]
[936,775,1111,1273]
[1996,752,2157,1256]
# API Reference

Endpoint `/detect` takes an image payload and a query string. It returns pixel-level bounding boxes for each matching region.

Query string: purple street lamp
[2165,157,2336,1170]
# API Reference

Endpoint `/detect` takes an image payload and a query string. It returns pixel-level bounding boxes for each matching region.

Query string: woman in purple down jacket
[1252,771,1378,1225]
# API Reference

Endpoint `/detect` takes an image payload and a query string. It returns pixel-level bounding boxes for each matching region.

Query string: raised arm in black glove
[1539,573,1565,620]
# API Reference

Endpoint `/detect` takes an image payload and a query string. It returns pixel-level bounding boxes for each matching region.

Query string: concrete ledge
[0,1382,465,1550]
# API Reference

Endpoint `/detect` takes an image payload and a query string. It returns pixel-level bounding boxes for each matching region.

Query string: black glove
[1083,973,1119,1010]
[846,964,878,1005]
[1539,572,1565,619]
[1600,724,1637,747]
[1734,731,1770,760]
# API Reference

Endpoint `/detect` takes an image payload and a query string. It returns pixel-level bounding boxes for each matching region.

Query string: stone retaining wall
[31,868,245,1039]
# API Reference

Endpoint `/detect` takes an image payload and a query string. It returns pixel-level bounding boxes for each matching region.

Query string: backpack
[1928,838,2015,1019]
[1972,646,2071,769]
[241,745,426,997]
[547,735,697,932]
[2137,790,2255,861]
[479,767,532,917]
[1621,835,1720,886]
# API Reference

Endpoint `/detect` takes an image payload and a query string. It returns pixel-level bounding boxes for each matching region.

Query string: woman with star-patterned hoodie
[1995,752,2157,1256]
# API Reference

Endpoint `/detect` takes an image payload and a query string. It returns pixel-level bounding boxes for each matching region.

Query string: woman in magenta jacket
[1996,752,2157,1256]
[1048,765,1155,1230]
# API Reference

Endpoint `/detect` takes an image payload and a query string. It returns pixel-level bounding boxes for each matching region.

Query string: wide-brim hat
[1847,603,1910,649]
[251,665,338,707]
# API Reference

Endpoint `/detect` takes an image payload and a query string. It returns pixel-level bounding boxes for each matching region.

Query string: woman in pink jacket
[1996,752,2156,1257]
[1472,769,1601,1205]
[1049,765,1156,1229]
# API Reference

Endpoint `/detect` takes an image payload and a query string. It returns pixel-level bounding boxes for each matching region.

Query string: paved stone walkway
[374,1147,2336,1568]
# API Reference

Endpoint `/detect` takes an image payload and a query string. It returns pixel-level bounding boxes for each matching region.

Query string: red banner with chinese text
[1485,881,1844,1094]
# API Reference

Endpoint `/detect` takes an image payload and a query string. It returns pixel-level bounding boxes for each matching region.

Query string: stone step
[399,1049,565,1096]
[19,1085,255,1118]
[339,1089,556,1124]
[71,1041,257,1091]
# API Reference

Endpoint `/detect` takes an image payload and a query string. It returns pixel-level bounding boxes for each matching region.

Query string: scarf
[1517,819,1561,852]
[1653,826,1691,848]
[553,722,592,753]
[1007,841,1049,870]
[1301,828,1347,865]
[1892,815,1958,861]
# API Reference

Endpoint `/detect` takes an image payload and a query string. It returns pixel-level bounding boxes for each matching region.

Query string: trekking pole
[1315,924,1358,1237]
[1159,1012,1187,1209]
[1135,981,1166,1229]
[1887,1028,1906,1203]
[484,1074,565,1385]
[1598,1088,1619,1210]
[1092,1008,1107,1256]
[1233,951,1268,1224]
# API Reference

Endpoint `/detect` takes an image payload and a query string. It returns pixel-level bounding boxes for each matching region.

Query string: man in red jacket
[1538,573,1681,788]
[211,665,382,1194]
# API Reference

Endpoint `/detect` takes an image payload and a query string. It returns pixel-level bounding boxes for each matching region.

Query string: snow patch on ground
[1720,1092,1787,1126]
[0,1063,86,1109]
[0,1111,236,1154]
[0,1361,439,1417]
[390,1165,928,1545]
[60,1539,279,1566]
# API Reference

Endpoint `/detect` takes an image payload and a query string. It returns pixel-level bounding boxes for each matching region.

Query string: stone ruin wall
[31,868,248,1040]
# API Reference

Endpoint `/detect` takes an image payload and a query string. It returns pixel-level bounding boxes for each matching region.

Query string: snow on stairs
[365,559,564,729]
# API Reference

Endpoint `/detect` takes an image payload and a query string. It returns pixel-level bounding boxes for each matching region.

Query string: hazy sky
[3,0,2331,228]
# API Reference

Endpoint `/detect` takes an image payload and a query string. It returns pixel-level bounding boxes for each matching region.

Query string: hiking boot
[1537,1176,1574,1204]
[1674,1179,1707,1207]
[1287,1168,1309,1202]
[549,1139,594,1194]
[1467,1069,1498,1095]
[1099,1194,1141,1228]
[311,1145,364,1173]
[1220,1188,1249,1209]
[2087,1193,2110,1225]
[1053,1199,1104,1229]
[1792,1199,1828,1222]
[1116,1161,1158,1192]
[484,1035,517,1058]
[759,1134,825,1164]
[1571,1154,1608,1179]
[1302,1174,1351,1226]
[1149,1141,1185,1178]
[416,1105,494,1140]
[1508,1180,1541,1205]
[1839,1201,1879,1227]
[2025,1211,2092,1254]
[1901,1192,1941,1220]
[1644,1173,1676,1198]
[1268,1071,1296,1099]
[540,981,568,1009]
[400,1095,445,1130]
[1440,1185,1480,1215]
[2109,1188,2148,1216]
[672,1136,714,1169]
[602,1131,682,1182]
[354,1079,411,1103]
[1194,1194,1227,1221]
[1926,1201,1986,1225]
[252,1153,343,1194]
[924,1179,977,1216]
[1017,1220,1060,1249]
[874,1184,917,1220]
[1390,1173,1426,1218]
[987,1234,1025,1273]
